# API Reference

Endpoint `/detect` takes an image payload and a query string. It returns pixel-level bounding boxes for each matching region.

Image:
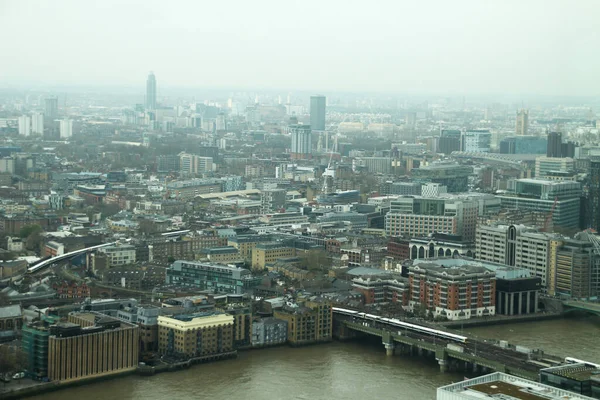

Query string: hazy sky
[1,0,599,96]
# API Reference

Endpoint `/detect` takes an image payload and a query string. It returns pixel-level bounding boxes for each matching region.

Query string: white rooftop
[437,372,594,400]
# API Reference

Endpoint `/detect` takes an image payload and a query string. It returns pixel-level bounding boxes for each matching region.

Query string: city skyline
[1,1,600,96]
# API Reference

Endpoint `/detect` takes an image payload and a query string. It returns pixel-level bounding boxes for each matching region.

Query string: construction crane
[542,196,559,232]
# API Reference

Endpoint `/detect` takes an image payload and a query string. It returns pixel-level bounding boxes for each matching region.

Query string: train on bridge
[333,307,468,344]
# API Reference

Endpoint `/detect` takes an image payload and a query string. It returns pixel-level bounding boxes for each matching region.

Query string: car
[12,372,25,379]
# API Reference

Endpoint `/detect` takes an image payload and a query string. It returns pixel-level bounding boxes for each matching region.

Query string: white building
[31,113,44,134]
[179,153,213,175]
[421,183,447,198]
[475,224,558,287]
[60,119,73,138]
[437,372,594,400]
[535,156,575,178]
[461,129,491,152]
[0,157,15,174]
[18,115,31,136]
[97,244,136,267]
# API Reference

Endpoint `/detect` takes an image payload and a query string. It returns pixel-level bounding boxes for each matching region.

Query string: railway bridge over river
[332,308,567,381]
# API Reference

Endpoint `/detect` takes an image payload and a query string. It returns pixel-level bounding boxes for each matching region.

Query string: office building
[44,97,58,119]
[273,300,332,345]
[179,152,213,174]
[437,372,595,400]
[310,95,326,131]
[476,224,557,287]
[157,311,234,358]
[290,124,312,160]
[588,159,600,232]
[0,157,15,174]
[411,162,473,193]
[494,267,541,316]
[359,157,391,174]
[409,263,496,320]
[228,234,274,262]
[351,274,408,305]
[547,131,563,157]
[258,212,309,226]
[515,109,529,136]
[59,119,73,138]
[497,179,581,229]
[438,129,461,154]
[166,178,223,200]
[219,304,252,348]
[535,156,575,178]
[165,260,259,294]
[157,155,180,172]
[146,72,156,110]
[48,312,139,382]
[18,115,31,136]
[385,196,479,241]
[252,242,297,270]
[541,363,600,398]
[97,244,136,268]
[317,211,368,229]
[251,317,288,347]
[461,129,491,152]
[380,181,422,196]
[499,136,547,154]
[552,233,600,299]
[31,113,44,134]
[261,188,286,213]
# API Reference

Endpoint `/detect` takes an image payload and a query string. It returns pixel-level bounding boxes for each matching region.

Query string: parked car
[12,372,25,380]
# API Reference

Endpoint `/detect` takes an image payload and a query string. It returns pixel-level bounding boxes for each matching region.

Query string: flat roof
[438,372,594,400]
[542,363,600,382]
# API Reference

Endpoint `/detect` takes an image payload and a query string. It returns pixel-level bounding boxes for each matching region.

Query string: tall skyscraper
[290,124,312,160]
[44,97,58,119]
[588,159,600,231]
[146,72,157,110]
[18,115,31,136]
[438,129,461,154]
[516,109,529,135]
[547,131,562,157]
[60,119,73,138]
[310,95,326,131]
[31,113,44,134]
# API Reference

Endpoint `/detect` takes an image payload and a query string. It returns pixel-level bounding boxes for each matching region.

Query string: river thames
[29,316,600,400]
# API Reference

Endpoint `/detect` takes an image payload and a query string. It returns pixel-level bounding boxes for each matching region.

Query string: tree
[26,231,43,252]
[299,250,330,272]
[19,224,42,239]
[0,344,27,379]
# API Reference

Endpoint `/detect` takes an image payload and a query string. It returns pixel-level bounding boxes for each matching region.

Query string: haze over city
[2,2,600,400]
[1,0,600,96]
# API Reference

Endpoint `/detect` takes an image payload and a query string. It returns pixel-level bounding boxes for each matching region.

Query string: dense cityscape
[2,2,600,400]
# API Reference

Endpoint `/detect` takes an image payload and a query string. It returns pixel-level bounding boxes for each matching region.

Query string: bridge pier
[438,358,448,373]
[384,342,395,356]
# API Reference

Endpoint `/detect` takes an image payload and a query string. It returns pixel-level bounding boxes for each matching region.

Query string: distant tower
[60,119,73,139]
[310,95,326,131]
[588,159,600,231]
[44,97,58,119]
[18,115,31,136]
[146,72,157,110]
[290,124,312,160]
[31,113,44,134]
[547,131,562,158]
[516,109,529,136]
